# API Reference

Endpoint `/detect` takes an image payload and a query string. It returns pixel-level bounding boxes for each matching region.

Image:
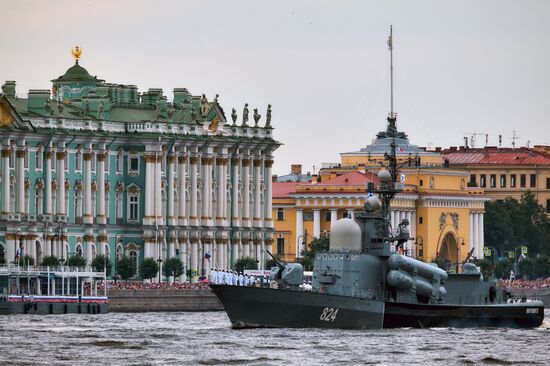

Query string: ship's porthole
[322,254,327,260]
[317,254,321,260]
[340,254,344,260]
[345,254,351,260]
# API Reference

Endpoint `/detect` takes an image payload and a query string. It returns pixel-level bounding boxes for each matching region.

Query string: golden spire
[71,46,82,64]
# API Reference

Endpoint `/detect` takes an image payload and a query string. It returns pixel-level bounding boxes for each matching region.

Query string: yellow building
[443,146,550,214]
[272,120,488,270]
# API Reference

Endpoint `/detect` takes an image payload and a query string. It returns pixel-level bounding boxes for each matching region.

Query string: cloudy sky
[1,0,549,174]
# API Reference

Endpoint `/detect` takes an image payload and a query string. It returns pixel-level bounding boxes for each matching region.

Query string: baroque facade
[0,51,278,281]
[273,119,488,269]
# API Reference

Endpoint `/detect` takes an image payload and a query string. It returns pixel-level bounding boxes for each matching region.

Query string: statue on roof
[253,108,261,126]
[376,114,408,139]
[231,108,237,125]
[242,103,249,126]
[200,94,209,117]
[266,104,272,127]
[97,100,104,119]
[71,46,82,64]
[214,94,219,103]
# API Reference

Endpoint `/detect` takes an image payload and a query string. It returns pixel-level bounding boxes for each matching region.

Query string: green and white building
[0,53,279,280]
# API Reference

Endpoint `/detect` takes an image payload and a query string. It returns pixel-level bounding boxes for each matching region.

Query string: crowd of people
[502,278,550,289]
[100,281,210,291]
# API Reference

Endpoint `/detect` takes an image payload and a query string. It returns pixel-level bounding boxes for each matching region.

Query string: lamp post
[157,256,163,283]
[513,245,528,275]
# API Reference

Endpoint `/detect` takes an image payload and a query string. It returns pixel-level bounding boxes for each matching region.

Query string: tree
[431,256,451,272]
[494,258,512,279]
[41,256,60,267]
[19,255,35,267]
[117,256,136,281]
[301,235,330,271]
[67,255,87,268]
[163,257,184,280]
[91,254,112,276]
[234,257,257,274]
[476,258,494,279]
[140,257,159,281]
[265,254,284,270]
[484,192,550,257]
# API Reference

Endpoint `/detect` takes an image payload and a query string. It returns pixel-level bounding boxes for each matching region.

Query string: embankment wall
[108,289,223,312]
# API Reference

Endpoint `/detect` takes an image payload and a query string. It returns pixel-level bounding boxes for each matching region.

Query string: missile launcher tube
[388,254,448,282]
[387,270,446,298]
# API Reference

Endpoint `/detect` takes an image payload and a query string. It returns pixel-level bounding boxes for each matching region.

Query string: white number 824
[320,307,339,322]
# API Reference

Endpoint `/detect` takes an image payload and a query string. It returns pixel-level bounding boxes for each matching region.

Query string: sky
[1,0,549,175]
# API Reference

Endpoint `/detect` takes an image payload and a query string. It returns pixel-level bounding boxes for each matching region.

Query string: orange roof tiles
[318,171,380,185]
[272,182,300,198]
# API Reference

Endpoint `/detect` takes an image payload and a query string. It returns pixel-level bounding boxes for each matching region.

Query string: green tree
[301,235,330,271]
[91,254,112,276]
[484,192,550,257]
[518,257,535,279]
[18,255,35,267]
[140,257,159,281]
[234,256,257,273]
[431,256,451,272]
[476,258,494,278]
[163,257,184,279]
[67,255,87,268]
[41,256,60,267]
[533,255,550,278]
[265,254,284,270]
[494,258,512,279]
[117,256,136,280]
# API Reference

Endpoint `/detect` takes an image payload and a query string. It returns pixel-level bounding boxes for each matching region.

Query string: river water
[0,310,549,365]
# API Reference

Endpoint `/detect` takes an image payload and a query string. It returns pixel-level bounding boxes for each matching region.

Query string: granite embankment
[108,289,223,312]
[512,288,550,307]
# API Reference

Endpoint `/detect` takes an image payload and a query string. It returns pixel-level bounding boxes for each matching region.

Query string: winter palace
[0,48,278,280]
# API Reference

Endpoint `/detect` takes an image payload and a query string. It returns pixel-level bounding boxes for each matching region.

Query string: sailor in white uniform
[244,274,249,287]
[238,272,244,286]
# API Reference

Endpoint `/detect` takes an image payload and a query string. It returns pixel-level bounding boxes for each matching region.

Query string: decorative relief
[116,181,125,192]
[439,212,459,230]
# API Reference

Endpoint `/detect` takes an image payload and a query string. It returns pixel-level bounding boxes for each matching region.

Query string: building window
[547,200,550,213]
[276,237,285,255]
[419,217,423,224]
[520,174,526,188]
[64,152,68,171]
[105,153,110,173]
[480,175,486,188]
[511,174,516,188]
[325,211,331,221]
[129,195,139,220]
[500,174,506,188]
[75,151,82,171]
[419,179,423,187]
[303,211,313,221]
[129,155,139,174]
[92,153,97,173]
[469,174,476,185]
[24,150,28,169]
[116,191,123,224]
[530,174,536,188]
[490,174,496,188]
[276,208,284,221]
[74,188,82,224]
[127,185,140,222]
[116,151,123,173]
[35,150,43,170]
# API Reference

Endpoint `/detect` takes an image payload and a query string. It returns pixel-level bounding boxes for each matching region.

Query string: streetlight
[157,256,163,283]
[484,246,498,267]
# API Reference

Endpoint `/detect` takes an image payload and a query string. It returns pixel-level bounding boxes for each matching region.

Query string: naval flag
[387,27,393,50]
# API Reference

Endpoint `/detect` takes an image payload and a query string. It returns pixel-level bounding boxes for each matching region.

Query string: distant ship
[210,27,544,329]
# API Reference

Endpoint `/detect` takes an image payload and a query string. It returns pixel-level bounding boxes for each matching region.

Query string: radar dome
[330,218,362,251]
[378,170,392,182]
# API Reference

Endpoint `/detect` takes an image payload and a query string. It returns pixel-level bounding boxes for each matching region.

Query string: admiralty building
[0,50,278,280]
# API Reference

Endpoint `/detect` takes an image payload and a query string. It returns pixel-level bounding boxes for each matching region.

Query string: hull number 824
[320,307,339,322]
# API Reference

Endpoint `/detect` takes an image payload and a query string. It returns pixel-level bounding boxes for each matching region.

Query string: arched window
[116,149,123,174]
[129,249,138,275]
[75,244,83,257]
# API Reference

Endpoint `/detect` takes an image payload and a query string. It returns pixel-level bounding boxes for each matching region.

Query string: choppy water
[0,310,549,365]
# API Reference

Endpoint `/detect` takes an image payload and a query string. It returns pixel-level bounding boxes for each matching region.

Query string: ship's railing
[0,265,105,277]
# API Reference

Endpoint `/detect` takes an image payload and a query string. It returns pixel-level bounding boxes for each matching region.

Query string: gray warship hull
[211,285,544,329]
[210,285,384,329]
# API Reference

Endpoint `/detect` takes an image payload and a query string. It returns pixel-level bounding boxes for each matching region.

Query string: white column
[155,154,162,224]
[1,146,10,216]
[231,157,240,226]
[45,150,53,215]
[177,154,187,226]
[330,208,338,228]
[56,150,66,217]
[216,158,225,226]
[16,148,25,214]
[265,158,273,228]
[83,151,93,224]
[84,229,94,264]
[201,156,211,226]
[242,234,250,258]
[189,156,198,226]
[191,239,199,283]
[97,151,106,224]
[253,158,262,228]
[469,212,474,254]
[313,209,321,238]
[479,213,484,259]
[473,213,479,259]
[168,155,176,225]
[242,157,251,227]
[296,209,303,258]
[410,211,417,258]
[144,153,154,225]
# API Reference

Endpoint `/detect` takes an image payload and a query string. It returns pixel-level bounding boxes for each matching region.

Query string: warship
[210,27,545,329]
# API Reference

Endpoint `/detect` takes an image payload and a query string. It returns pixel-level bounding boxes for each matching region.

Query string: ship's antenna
[388,25,394,119]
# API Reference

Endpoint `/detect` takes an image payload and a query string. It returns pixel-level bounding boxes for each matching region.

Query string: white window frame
[35,150,43,171]
[128,155,139,175]
[116,151,123,174]
[127,186,140,223]
[75,151,82,171]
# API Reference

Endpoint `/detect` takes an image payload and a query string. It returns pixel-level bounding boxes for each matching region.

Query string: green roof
[52,62,101,82]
